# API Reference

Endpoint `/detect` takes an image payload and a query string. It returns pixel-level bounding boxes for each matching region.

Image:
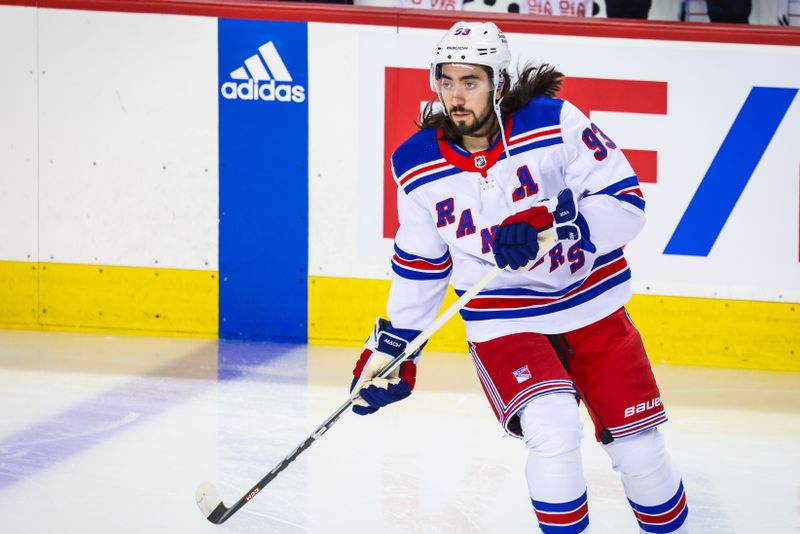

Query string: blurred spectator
[461,0,598,16]
[520,0,594,16]
[606,0,651,18]
[460,0,515,12]
[779,0,800,25]
[681,0,751,23]
[395,0,463,9]
[350,0,794,24]
[707,0,751,22]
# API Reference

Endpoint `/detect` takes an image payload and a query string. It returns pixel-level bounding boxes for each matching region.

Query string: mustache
[450,106,473,115]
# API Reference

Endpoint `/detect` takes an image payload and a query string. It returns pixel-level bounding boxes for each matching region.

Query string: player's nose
[449,92,466,106]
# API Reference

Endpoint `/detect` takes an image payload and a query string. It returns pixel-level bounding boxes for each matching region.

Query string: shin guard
[521,394,589,533]
[604,429,689,533]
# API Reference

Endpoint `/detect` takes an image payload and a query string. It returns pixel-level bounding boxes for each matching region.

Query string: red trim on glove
[500,205,554,232]
[352,349,372,378]
[353,350,417,391]
[398,361,417,391]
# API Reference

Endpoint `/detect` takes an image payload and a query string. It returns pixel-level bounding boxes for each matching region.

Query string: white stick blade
[195,482,222,518]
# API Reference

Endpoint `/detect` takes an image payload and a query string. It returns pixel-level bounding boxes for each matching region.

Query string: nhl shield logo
[474,155,487,169]
[512,365,532,384]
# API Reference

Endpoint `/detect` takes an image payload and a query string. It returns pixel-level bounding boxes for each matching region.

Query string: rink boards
[0,2,798,370]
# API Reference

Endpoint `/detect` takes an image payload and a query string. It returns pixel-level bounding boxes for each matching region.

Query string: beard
[450,104,495,136]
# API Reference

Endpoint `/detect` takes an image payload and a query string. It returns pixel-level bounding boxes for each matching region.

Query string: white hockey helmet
[430,21,512,93]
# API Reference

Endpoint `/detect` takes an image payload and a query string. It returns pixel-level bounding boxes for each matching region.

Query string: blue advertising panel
[218,19,308,341]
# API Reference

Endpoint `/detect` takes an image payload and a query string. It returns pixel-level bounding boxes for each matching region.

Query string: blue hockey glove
[494,189,579,270]
[350,318,422,415]
[549,188,580,241]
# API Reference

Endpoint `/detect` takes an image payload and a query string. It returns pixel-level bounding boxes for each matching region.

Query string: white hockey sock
[604,429,689,533]
[527,448,589,533]
[521,394,589,533]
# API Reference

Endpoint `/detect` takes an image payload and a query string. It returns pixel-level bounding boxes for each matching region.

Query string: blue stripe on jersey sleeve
[587,176,645,212]
[394,244,450,264]
[593,176,640,196]
[617,193,646,211]
[392,263,452,281]
[509,96,564,137]
[390,128,442,181]
[385,324,422,343]
[404,166,462,194]
[506,137,563,159]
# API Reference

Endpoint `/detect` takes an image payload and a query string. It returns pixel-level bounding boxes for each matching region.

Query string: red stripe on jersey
[392,254,452,271]
[510,127,561,147]
[618,187,644,198]
[465,257,627,310]
[398,160,450,186]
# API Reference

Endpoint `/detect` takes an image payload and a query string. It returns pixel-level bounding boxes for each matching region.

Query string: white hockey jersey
[388,97,646,342]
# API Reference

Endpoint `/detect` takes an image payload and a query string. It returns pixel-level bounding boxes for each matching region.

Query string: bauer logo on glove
[350,318,423,415]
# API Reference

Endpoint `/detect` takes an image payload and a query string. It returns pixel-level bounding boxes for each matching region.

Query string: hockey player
[350,21,689,533]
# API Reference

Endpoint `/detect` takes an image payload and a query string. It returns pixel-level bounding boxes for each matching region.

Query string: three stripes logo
[220,41,306,103]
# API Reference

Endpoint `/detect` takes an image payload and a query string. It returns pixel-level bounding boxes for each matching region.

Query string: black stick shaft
[202,265,512,524]
[210,398,353,523]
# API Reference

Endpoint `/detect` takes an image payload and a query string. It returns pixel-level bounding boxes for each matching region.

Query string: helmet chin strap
[492,85,516,204]
[493,85,512,162]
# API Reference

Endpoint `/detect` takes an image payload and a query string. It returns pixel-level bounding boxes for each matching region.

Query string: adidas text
[221,79,306,103]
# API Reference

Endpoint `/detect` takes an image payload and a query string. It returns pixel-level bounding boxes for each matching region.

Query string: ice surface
[0,330,797,533]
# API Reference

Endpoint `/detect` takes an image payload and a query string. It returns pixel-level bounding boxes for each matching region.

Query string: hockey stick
[196,229,556,525]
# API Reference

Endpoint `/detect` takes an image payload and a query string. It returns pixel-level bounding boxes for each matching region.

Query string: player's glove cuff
[349,318,422,415]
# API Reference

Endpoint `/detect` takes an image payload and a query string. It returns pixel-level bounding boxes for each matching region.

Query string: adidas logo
[220,41,306,103]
